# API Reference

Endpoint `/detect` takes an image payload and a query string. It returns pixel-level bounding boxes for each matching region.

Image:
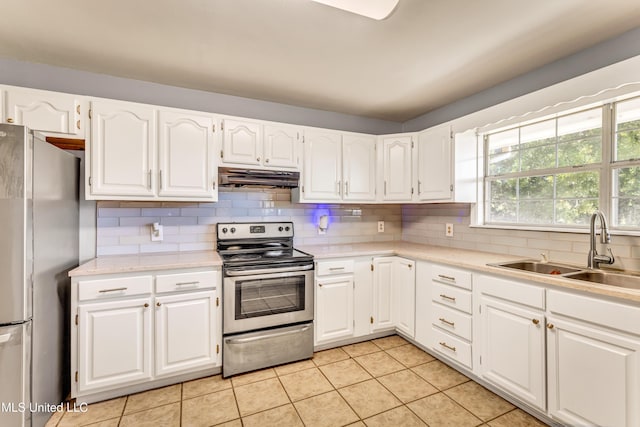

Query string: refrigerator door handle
[0,332,11,344]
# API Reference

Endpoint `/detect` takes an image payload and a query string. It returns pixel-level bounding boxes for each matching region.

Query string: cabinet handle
[212,180,216,190]
[98,287,127,293]
[384,181,387,195]
[532,319,540,325]
[144,303,149,308]
[148,170,152,189]
[439,342,456,352]
[318,283,323,287]
[176,281,199,287]
[438,274,456,282]
[257,157,261,162]
[329,267,345,271]
[336,180,341,195]
[7,118,14,123]
[156,302,162,307]
[418,180,422,194]
[76,120,81,130]
[408,264,412,269]
[345,181,349,195]
[265,158,269,163]
[547,323,554,329]
[439,294,456,302]
[159,170,163,190]
[76,105,81,115]
[439,317,455,327]
[370,316,374,324]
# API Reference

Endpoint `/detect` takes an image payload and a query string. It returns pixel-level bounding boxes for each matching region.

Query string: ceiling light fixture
[310,0,400,20]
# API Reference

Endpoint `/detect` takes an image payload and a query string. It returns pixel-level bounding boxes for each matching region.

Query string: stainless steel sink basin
[490,261,582,275]
[564,270,640,290]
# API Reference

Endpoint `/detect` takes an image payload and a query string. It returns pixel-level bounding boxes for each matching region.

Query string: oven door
[223,268,313,334]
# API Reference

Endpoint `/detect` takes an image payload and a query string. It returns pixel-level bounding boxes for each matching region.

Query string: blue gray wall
[403,26,640,131]
[0,58,402,135]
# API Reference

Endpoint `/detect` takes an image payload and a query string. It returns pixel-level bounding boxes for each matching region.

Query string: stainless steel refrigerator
[0,124,79,427]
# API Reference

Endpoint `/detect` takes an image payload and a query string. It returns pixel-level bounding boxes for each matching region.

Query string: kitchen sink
[490,261,582,275]
[564,270,640,290]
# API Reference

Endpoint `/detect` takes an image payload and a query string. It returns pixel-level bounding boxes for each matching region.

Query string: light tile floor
[45,335,549,427]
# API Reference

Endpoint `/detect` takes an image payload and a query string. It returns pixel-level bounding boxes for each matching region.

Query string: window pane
[519,200,553,224]
[615,198,640,227]
[613,167,640,227]
[520,144,556,171]
[487,129,519,175]
[558,137,601,167]
[615,97,640,161]
[557,109,602,143]
[556,171,599,199]
[520,119,555,146]
[556,199,599,225]
[488,151,519,175]
[615,166,640,197]
[489,200,517,223]
[519,175,553,199]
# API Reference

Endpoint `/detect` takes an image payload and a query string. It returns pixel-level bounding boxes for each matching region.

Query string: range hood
[218,167,300,188]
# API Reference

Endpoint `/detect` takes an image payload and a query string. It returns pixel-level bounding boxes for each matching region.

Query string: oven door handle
[225,264,314,276]
[225,324,312,345]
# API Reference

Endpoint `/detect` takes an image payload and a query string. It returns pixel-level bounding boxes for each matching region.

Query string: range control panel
[216,222,294,240]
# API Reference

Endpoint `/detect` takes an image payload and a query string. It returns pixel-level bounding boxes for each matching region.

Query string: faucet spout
[588,211,614,269]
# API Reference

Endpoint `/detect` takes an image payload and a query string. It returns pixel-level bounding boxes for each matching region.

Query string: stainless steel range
[217,222,314,377]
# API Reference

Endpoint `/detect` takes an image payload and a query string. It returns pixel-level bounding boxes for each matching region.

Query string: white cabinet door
[479,295,545,410]
[315,275,354,344]
[221,119,261,166]
[382,136,413,201]
[89,100,156,197]
[158,110,216,199]
[547,316,640,427]
[264,124,299,169]
[302,130,342,201]
[417,124,452,201]
[77,298,152,393]
[414,261,432,347]
[4,88,84,136]
[393,258,416,338]
[155,291,218,377]
[342,134,376,201]
[372,257,394,332]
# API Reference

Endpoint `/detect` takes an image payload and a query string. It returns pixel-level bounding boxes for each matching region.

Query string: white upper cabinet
[416,124,452,201]
[89,100,156,198]
[381,135,413,201]
[158,110,216,199]
[221,118,262,166]
[264,124,299,168]
[301,130,342,201]
[342,134,376,201]
[3,87,85,136]
[220,119,300,170]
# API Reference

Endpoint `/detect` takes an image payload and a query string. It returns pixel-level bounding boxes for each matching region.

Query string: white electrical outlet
[445,223,454,237]
[378,221,385,233]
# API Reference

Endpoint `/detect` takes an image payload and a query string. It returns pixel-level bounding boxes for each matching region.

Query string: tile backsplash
[402,204,640,272]
[96,189,402,256]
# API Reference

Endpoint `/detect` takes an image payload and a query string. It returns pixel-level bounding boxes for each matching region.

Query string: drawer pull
[439,342,456,352]
[98,287,127,293]
[144,303,149,308]
[439,317,455,327]
[547,323,554,330]
[157,302,162,307]
[329,267,345,271]
[532,319,540,325]
[438,274,456,282]
[439,294,456,302]
[176,281,199,287]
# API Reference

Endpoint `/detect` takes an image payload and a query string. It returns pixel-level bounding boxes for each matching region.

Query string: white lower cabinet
[155,290,218,377]
[71,268,221,400]
[371,257,395,332]
[393,257,415,338]
[476,274,546,411]
[315,275,355,344]
[546,289,640,427]
[77,297,153,393]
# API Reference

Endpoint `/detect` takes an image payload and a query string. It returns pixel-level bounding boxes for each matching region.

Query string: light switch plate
[151,224,164,241]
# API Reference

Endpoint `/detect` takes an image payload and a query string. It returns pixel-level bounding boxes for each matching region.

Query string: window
[483,96,640,231]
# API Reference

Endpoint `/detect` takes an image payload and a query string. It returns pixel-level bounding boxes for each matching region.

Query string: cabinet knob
[156,302,162,307]
[547,323,554,329]
[532,319,540,325]
[257,157,261,162]
[7,118,14,123]
[265,158,269,163]
[77,120,81,130]
[144,303,149,308]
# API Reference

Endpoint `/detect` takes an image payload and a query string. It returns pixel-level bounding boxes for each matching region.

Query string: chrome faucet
[588,211,614,269]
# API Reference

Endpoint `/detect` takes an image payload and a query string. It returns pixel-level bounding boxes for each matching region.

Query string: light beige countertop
[69,250,222,277]
[299,241,640,304]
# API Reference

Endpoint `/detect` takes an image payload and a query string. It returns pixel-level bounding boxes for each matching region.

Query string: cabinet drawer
[432,265,472,290]
[155,271,217,294]
[432,282,472,314]
[316,259,355,276]
[431,327,472,369]
[78,276,153,301]
[431,303,472,341]
[476,274,545,310]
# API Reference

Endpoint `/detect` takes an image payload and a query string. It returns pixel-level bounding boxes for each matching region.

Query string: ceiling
[1,0,640,122]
